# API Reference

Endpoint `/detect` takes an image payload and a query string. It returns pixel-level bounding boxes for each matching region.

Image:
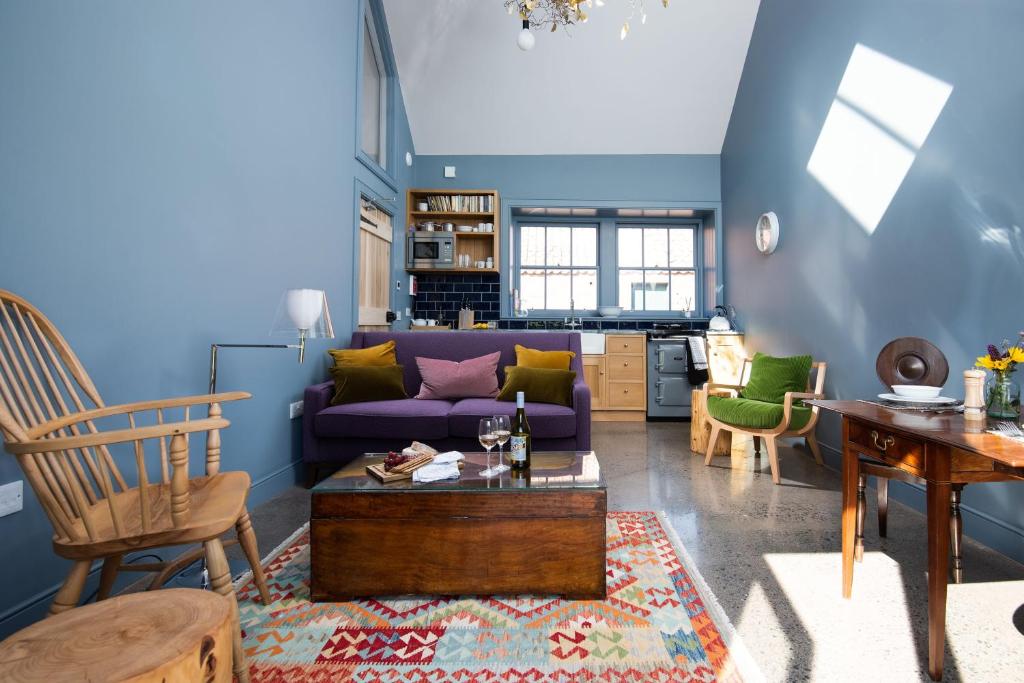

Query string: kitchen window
[617,226,697,313]
[518,224,598,311]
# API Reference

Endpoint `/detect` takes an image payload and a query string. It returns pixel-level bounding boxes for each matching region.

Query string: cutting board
[366,460,464,483]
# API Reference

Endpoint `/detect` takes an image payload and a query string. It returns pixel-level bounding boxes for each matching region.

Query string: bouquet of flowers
[976,334,1024,418]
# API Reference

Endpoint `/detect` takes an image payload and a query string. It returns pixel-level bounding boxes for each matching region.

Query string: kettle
[709,305,733,331]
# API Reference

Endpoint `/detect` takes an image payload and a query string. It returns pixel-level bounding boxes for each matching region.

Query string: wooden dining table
[810,400,1024,681]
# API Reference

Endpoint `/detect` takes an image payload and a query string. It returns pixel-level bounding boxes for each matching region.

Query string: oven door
[654,377,692,408]
[655,344,687,374]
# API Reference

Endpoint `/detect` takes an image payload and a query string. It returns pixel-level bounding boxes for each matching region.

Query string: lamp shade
[271,288,334,339]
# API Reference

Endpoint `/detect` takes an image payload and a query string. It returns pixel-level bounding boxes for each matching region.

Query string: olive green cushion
[740,352,813,404]
[497,366,576,406]
[706,395,812,431]
[329,365,408,405]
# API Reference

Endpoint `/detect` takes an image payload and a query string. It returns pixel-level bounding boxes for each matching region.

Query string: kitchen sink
[580,332,606,355]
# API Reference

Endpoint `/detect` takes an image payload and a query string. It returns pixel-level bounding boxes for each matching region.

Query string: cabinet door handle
[870,430,895,451]
[623,361,629,367]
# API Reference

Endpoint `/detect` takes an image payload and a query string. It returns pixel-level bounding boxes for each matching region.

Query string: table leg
[841,420,858,598]
[926,479,952,681]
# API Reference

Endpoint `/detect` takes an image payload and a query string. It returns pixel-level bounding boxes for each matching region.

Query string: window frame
[514,220,601,315]
[511,215,704,318]
[354,0,397,190]
[614,222,700,314]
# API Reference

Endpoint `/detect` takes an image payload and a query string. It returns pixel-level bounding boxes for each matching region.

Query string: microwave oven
[407,234,455,269]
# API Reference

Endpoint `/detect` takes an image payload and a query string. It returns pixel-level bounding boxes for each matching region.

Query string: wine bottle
[509,391,531,470]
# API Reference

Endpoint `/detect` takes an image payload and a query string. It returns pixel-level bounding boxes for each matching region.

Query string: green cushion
[706,395,812,431]
[740,352,813,404]
[497,366,576,406]
[329,365,408,405]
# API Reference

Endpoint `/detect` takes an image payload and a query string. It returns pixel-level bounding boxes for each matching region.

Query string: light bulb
[517,25,535,51]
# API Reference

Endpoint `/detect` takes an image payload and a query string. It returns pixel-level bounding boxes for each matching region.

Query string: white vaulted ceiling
[382,0,760,155]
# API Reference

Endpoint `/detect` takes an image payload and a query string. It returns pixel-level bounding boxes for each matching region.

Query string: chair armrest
[26,392,250,439]
[703,382,743,397]
[784,391,824,407]
[6,418,230,455]
[572,375,591,451]
[304,381,334,417]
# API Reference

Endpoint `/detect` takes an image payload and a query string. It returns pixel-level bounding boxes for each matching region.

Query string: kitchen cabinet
[706,332,747,385]
[583,334,647,422]
[582,355,607,410]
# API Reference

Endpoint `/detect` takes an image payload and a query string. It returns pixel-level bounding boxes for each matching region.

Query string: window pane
[361,20,383,163]
[545,269,572,309]
[572,227,598,266]
[643,228,668,268]
[520,268,545,311]
[669,228,695,267]
[670,270,696,311]
[546,227,571,267]
[618,228,643,266]
[572,269,598,309]
[644,270,671,310]
[521,226,545,266]
[619,269,645,310]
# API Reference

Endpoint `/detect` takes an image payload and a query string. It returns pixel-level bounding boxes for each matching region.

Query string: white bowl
[597,306,623,318]
[892,384,942,399]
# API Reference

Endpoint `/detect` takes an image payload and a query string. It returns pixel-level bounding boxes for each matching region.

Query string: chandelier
[505,0,669,50]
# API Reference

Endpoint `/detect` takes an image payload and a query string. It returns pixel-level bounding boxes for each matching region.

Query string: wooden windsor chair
[0,289,271,683]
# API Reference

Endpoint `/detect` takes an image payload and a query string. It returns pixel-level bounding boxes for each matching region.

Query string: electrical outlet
[289,401,304,419]
[443,165,456,178]
[394,311,402,321]
[405,307,412,316]
[0,481,23,517]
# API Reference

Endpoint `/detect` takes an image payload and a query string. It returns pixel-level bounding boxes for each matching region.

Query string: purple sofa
[303,331,591,484]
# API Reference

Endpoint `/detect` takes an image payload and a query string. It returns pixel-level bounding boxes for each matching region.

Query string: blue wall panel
[0,0,414,632]
[721,0,1024,561]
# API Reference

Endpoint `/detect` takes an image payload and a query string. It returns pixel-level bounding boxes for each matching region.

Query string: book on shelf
[422,194,493,213]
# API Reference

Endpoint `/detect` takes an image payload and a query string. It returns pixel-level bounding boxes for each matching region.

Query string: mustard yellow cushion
[328,340,396,367]
[514,344,575,370]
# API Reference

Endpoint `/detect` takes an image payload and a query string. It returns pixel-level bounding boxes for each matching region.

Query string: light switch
[443,165,456,178]
[289,401,304,419]
[0,481,23,517]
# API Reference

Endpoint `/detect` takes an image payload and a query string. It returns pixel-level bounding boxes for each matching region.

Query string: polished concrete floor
[227,421,1023,682]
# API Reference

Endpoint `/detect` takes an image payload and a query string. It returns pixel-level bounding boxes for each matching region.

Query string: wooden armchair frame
[0,289,269,683]
[701,358,827,484]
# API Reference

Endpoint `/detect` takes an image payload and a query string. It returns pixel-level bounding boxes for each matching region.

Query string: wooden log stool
[0,588,236,682]
[690,388,731,456]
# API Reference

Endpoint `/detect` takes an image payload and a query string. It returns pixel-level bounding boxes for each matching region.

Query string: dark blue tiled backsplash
[412,273,710,331]
[413,273,501,323]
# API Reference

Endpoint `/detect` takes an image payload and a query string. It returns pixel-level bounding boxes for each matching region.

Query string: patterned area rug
[235,511,760,682]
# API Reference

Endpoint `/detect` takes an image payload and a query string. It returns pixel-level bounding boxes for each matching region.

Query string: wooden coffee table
[310,451,607,600]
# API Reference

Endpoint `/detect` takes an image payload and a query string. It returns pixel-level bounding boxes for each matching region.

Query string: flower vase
[985,372,1020,419]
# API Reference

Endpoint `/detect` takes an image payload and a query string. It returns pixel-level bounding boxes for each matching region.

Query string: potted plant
[975,334,1024,419]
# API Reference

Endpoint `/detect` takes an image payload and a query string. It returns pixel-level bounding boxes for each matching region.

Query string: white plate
[892,384,943,399]
[878,393,959,404]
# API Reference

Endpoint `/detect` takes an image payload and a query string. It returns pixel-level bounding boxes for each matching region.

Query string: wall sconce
[209,288,334,393]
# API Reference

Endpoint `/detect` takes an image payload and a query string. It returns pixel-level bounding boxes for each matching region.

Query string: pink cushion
[415,351,500,400]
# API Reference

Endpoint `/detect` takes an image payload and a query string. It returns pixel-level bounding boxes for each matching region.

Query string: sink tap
[564,299,582,330]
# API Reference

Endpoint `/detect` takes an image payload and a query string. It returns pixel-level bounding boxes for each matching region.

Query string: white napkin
[412,451,464,483]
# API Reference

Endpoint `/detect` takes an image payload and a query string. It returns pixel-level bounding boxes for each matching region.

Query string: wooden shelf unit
[406,189,500,274]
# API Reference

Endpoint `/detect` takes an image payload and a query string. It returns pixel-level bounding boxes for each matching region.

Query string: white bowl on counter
[597,306,623,317]
[891,384,943,399]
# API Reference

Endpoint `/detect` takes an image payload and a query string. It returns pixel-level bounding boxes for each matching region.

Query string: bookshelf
[405,189,500,274]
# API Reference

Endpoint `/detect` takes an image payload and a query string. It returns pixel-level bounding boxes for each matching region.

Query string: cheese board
[365,442,451,482]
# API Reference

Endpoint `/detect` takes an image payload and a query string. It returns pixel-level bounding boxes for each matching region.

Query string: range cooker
[646,324,706,419]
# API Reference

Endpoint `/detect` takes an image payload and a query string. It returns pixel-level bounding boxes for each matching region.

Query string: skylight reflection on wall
[806,44,953,234]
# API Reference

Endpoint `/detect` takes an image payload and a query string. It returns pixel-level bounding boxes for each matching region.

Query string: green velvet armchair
[702,353,827,484]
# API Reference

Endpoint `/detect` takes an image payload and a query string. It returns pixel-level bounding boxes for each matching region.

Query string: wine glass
[491,414,511,475]
[478,418,500,477]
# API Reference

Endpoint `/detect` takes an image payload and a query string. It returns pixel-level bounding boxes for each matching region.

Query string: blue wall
[721,0,1024,561]
[414,154,721,203]
[0,0,414,633]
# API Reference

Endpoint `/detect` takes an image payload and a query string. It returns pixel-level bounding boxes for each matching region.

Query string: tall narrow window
[617,226,696,312]
[519,225,598,311]
[361,10,388,169]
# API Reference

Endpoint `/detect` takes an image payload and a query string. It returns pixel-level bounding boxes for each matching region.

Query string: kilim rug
[235,511,762,682]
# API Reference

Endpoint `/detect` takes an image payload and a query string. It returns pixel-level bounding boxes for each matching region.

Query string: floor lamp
[209,288,334,393]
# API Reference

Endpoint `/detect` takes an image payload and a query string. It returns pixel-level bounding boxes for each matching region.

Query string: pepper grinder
[963,369,986,422]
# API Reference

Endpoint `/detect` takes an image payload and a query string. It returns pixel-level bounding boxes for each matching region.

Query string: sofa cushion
[448,398,577,439]
[328,365,407,406]
[706,396,812,431]
[328,340,397,367]
[315,399,453,440]
[415,351,500,400]
[514,344,576,370]
[496,366,576,406]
